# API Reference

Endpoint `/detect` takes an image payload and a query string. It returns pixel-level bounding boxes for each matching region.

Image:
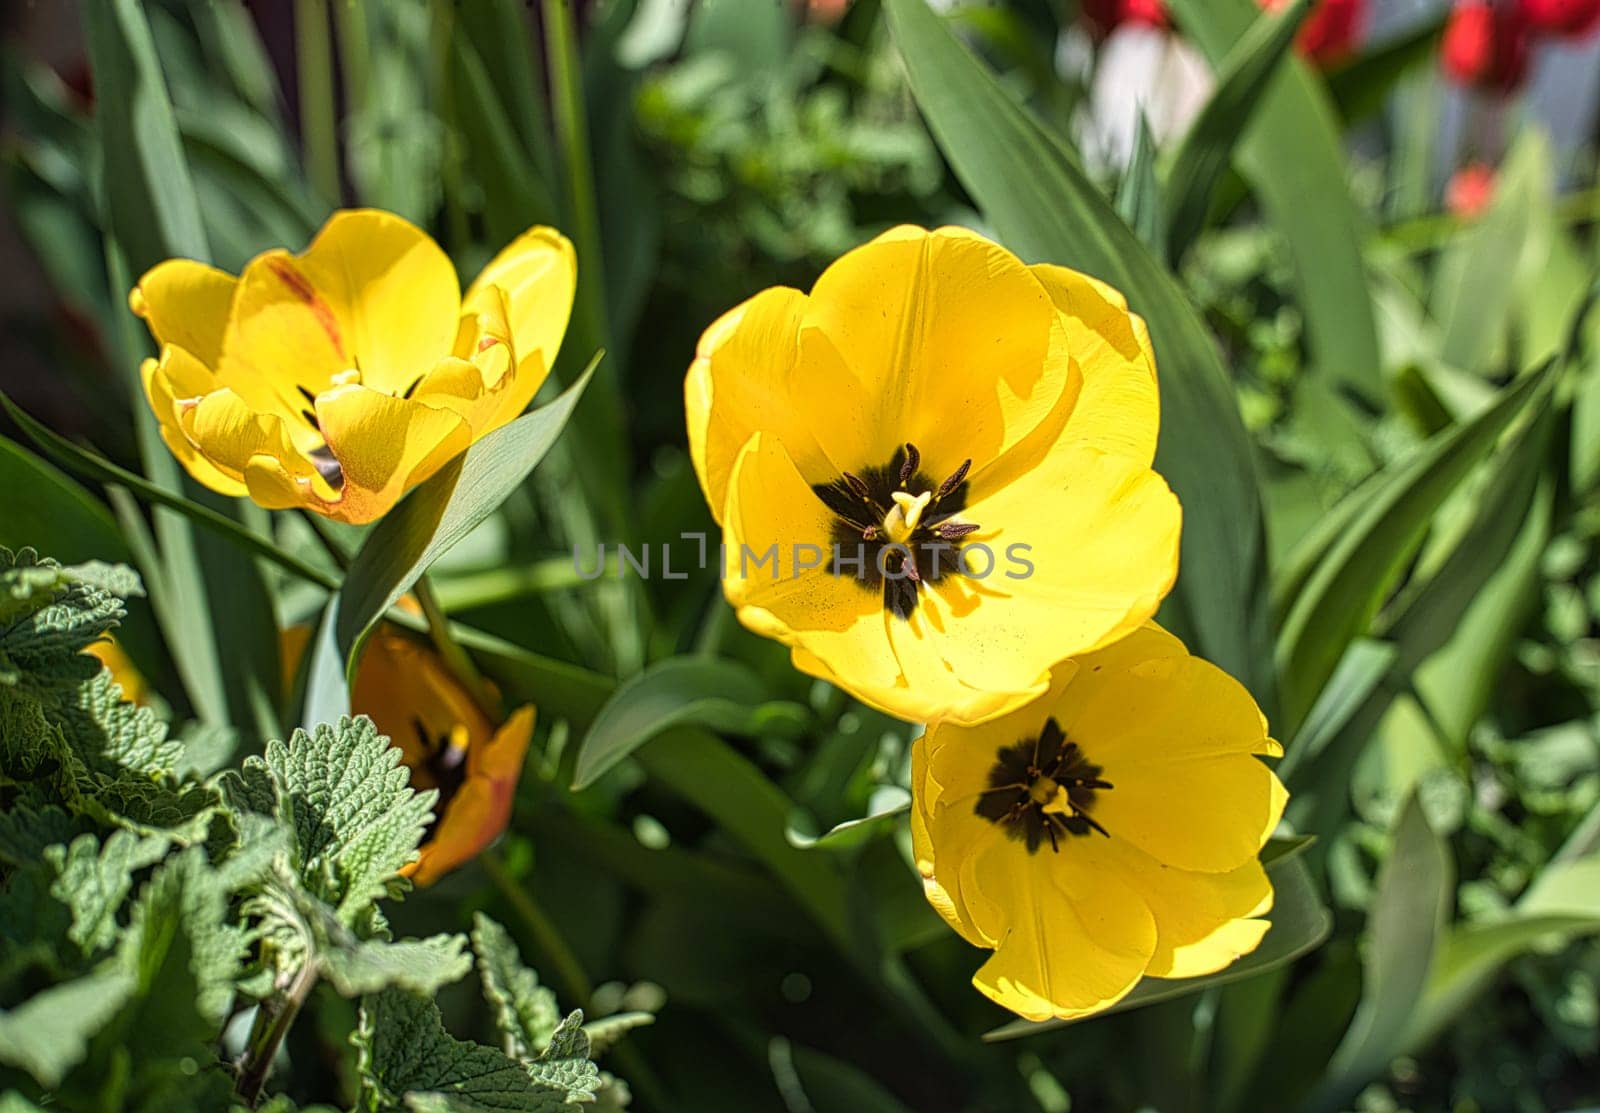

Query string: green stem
[297,508,351,574]
[414,574,502,720]
[296,0,340,203]
[235,959,319,1106]
[480,848,593,1006]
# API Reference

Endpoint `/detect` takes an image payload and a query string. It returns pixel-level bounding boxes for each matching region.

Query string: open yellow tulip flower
[131,209,575,524]
[911,624,1287,1022]
[349,628,534,887]
[686,224,1181,725]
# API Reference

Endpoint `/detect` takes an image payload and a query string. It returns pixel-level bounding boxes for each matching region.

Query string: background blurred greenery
[2,0,1600,1110]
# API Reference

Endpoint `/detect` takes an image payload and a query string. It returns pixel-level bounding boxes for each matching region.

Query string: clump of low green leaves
[0,546,635,1111]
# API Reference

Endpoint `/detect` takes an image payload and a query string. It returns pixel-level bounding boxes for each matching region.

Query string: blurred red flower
[1261,0,1367,64]
[1518,0,1600,36]
[1442,1,1534,92]
[1446,161,1498,217]
[1082,0,1170,36]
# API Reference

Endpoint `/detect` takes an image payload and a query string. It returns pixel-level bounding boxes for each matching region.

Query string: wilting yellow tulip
[912,624,1286,1022]
[349,629,534,887]
[132,209,575,524]
[687,225,1180,725]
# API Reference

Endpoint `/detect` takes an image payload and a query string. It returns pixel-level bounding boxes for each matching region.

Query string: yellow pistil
[1028,777,1059,807]
[885,489,933,541]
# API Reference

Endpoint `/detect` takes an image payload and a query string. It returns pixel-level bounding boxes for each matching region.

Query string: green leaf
[228,716,435,923]
[983,847,1330,1040]
[0,967,137,1088]
[1314,794,1454,1110]
[83,0,209,270]
[320,932,473,998]
[1431,132,1553,376]
[335,356,599,679]
[1274,365,1551,734]
[1405,855,1600,1053]
[1114,113,1164,255]
[883,0,1274,701]
[0,546,134,668]
[572,656,805,790]
[1164,0,1312,261]
[580,1011,654,1058]
[471,913,562,1059]
[786,786,911,851]
[1168,0,1383,405]
[355,989,596,1112]
[46,830,170,955]
[1324,16,1447,128]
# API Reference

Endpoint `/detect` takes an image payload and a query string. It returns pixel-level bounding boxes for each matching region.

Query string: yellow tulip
[348,628,534,887]
[686,225,1181,725]
[911,624,1287,1022]
[131,209,575,524]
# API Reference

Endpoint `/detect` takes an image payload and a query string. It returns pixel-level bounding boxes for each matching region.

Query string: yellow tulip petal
[800,225,1074,480]
[466,226,575,416]
[1064,653,1285,873]
[313,384,473,525]
[686,286,841,518]
[1028,263,1160,466]
[721,432,896,684]
[140,350,247,497]
[176,387,307,484]
[221,209,460,411]
[1106,841,1274,979]
[130,258,238,367]
[967,837,1156,1021]
[879,448,1180,724]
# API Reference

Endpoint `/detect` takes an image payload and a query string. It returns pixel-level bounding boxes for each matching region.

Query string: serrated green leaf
[46,830,170,955]
[0,547,131,669]
[472,913,562,1058]
[246,716,436,921]
[580,1012,654,1058]
[356,989,594,1112]
[321,932,473,998]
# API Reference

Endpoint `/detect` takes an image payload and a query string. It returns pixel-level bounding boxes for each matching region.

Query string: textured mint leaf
[471,913,561,1057]
[0,548,134,669]
[0,966,136,1087]
[580,1013,654,1058]
[68,671,183,777]
[45,830,170,955]
[252,716,436,922]
[321,933,473,997]
[355,989,588,1112]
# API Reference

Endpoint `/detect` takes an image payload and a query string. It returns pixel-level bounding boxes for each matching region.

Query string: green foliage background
[1,0,1599,1110]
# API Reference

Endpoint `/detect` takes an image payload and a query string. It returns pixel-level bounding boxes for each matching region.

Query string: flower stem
[414,574,503,720]
[294,0,340,204]
[480,848,592,1006]
[235,959,319,1106]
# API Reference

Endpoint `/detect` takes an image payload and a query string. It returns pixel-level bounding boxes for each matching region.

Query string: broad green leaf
[983,847,1330,1040]
[883,0,1274,702]
[1275,365,1550,734]
[334,356,599,679]
[571,656,805,790]
[1280,638,1396,788]
[786,786,912,851]
[1324,16,1446,127]
[451,32,560,249]
[300,599,351,730]
[46,831,170,955]
[1169,0,1382,405]
[1164,0,1312,261]
[1315,795,1453,1111]
[1405,855,1600,1052]
[472,912,562,1059]
[1431,132,1552,376]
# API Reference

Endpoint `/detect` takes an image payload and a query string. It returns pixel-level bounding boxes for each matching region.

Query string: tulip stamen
[975,718,1111,854]
[812,443,979,619]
